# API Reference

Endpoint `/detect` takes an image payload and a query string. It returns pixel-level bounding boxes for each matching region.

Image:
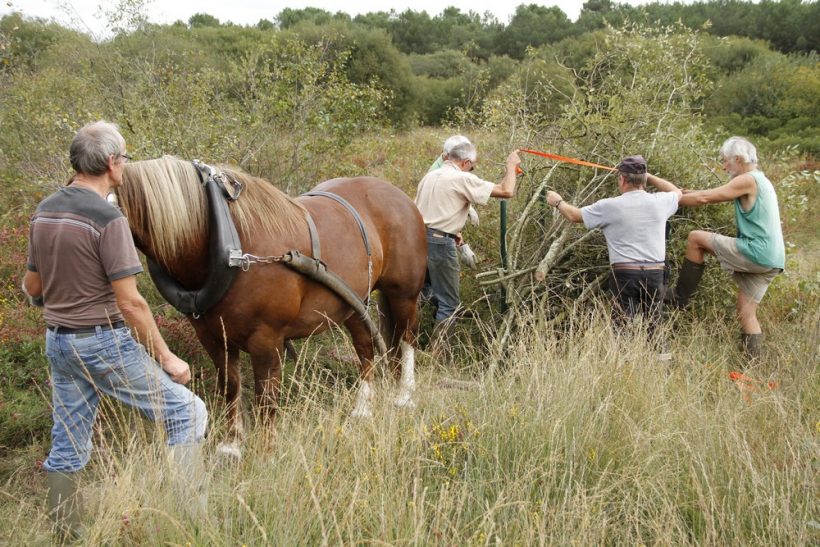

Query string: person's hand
[21,278,44,307]
[547,191,563,207]
[161,354,192,384]
[455,232,464,246]
[506,150,521,171]
[467,206,480,226]
[458,243,477,269]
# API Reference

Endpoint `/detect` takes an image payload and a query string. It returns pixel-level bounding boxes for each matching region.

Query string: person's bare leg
[737,289,764,362]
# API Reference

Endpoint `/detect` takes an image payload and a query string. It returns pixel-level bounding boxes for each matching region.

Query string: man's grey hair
[69,121,125,176]
[622,172,647,187]
[443,135,471,155]
[719,136,758,164]
[447,141,477,162]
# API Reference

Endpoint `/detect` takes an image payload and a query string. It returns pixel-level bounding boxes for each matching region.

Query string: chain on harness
[229,250,288,271]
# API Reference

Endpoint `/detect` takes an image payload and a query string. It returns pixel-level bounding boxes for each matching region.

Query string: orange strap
[729,371,778,390]
[519,148,617,171]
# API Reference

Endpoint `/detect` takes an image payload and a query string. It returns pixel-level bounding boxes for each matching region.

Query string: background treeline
[1,0,818,153]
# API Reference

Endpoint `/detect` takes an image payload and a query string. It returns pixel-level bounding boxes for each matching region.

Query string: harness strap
[305,212,322,261]
[302,191,372,257]
[301,190,374,307]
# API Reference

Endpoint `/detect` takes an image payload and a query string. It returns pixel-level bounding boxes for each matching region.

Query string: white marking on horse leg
[394,341,416,408]
[351,380,373,418]
[216,442,242,462]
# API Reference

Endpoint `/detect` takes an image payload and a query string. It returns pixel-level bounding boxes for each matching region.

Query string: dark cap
[616,155,647,174]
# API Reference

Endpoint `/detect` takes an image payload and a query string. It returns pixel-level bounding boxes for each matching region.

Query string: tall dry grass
[1,300,816,545]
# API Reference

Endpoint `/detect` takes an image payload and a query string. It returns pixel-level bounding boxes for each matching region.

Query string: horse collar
[146,160,245,317]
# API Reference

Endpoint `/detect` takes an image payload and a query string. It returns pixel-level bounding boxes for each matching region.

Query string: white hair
[720,136,758,164]
[448,141,477,162]
[443,135,471,155]
[70,121,125,176]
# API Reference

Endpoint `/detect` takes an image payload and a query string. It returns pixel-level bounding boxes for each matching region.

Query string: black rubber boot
[671,258,705,308]
[741,333,764,363]
[47,471,84,543]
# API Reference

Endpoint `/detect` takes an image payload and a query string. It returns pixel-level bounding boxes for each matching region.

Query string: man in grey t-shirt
[546,156,681,352]
[23,121,207,541]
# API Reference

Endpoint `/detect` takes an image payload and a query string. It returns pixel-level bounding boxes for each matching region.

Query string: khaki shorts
[711,234,781,303]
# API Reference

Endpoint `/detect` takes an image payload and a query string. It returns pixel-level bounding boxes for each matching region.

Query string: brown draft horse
[119,156,427,458]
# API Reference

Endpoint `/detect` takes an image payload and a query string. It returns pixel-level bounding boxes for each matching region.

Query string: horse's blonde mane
[120,156,306,266]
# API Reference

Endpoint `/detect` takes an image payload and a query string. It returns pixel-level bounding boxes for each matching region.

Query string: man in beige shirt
[415,141,520,322]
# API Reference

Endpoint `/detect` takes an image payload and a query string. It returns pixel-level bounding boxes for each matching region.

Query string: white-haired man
[415,141,521,322]
[670,136,785,362]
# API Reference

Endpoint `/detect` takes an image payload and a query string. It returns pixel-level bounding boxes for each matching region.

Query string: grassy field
[1,305,816,545]
[0,130,817,545]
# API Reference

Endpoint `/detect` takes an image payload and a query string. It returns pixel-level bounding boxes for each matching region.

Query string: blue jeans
[43,326,207,473]
[422,230,460,322]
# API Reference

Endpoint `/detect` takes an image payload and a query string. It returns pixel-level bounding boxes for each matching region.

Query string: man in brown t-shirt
[23,121,207,541]
[414,141,520,322]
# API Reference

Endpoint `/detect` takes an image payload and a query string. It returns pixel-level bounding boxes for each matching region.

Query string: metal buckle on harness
[228,249,246,269]
[214,172,243,201]
[193,159,243,201]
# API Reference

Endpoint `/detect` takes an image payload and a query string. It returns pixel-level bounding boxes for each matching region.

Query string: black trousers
[609,269,665,339]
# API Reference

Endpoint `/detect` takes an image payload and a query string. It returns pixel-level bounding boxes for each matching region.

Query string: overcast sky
[4,0,662,38]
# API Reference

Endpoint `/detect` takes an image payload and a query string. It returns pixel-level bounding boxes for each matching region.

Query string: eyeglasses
[116,153,132,162]
[465,159,475,172]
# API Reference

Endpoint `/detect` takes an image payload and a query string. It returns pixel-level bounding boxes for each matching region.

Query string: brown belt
[427,227,457,240]
[611,262,665,271]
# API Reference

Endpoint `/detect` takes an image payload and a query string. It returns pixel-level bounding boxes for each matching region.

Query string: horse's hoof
[216,442,242,462]
[394,397,416,409]
[350,407,373,419]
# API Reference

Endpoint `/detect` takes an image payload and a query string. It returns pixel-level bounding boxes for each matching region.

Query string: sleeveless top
[734,170,785,269]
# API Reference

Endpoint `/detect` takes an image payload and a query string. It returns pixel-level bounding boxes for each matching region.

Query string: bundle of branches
[473,22,736,361]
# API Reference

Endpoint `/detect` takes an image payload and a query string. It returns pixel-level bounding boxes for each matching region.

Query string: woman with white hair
[427,135,480,269]
[669,136,785,363]
[416,139,521,323]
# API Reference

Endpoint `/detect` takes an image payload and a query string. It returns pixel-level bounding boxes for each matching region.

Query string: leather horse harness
[147,160,387,354]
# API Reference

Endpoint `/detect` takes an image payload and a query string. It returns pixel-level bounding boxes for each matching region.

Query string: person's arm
[111,275,191,384]
[22,270,44,306]
[679,173,755,207]
[490,150,521,198]
[646,174,683,199]
[23,270,42,298]
[546,191,584,223]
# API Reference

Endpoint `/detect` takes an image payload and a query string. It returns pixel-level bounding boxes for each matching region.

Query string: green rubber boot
[741,332,764,363]
[169,443,208,520]
[47,471,83,543]
[671,258,705,308]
